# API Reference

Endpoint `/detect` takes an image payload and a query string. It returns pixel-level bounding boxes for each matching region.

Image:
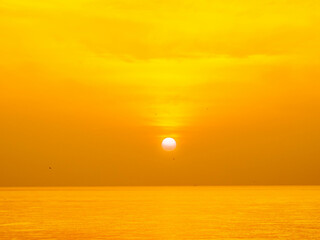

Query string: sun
[161,138,176,151]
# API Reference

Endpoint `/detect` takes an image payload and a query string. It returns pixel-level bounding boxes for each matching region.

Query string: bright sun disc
[161,138,176,151]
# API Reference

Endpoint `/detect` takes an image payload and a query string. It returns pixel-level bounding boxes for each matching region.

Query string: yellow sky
[1,0,320,186]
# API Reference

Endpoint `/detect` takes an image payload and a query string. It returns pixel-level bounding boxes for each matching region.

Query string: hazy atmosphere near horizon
[2,1,320,239]
[1,0,320,186]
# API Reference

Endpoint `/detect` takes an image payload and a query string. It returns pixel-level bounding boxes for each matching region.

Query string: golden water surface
[1,186,320,239]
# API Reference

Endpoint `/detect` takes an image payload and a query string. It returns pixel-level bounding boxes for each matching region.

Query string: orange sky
[1,0,320,186]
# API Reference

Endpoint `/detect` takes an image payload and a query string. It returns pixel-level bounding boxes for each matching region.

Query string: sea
[1,186,319,239]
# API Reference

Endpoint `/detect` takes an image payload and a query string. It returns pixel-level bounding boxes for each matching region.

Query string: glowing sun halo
[162,138,176,151]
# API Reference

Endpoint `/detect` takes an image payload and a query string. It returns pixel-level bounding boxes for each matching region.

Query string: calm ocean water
[0,186,319,239]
